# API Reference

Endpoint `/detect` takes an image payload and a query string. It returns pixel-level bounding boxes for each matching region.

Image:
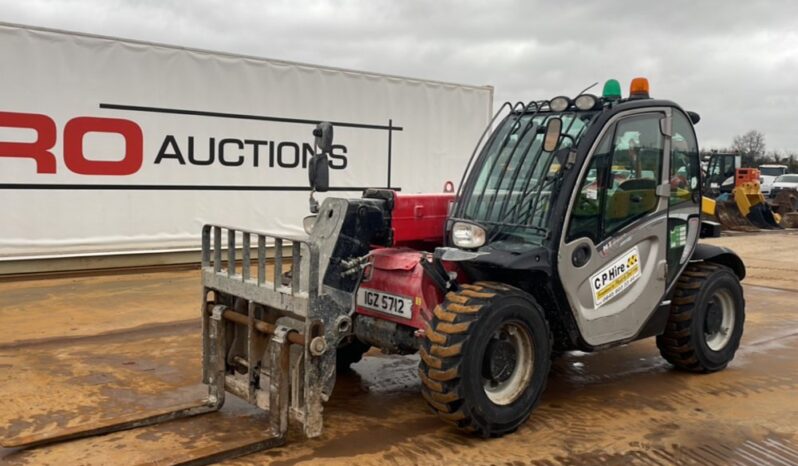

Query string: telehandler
[3,78,746,462]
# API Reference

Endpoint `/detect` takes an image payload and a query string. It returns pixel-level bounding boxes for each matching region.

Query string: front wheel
[657,262,745,372]
[418,282,551,437]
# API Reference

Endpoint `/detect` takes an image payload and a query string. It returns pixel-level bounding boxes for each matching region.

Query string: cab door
[665,110,701,286]
[558,108,672,347]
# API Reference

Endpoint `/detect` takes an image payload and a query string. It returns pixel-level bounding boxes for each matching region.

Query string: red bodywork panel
[354,191,463,330]
[390,192,455,249]
[356,248,466,330]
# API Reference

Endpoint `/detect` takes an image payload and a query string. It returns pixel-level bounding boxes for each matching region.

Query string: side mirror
[313,122,334,153]
[543,117,562,152]
[308,122,333,213]
[308,122,332,193]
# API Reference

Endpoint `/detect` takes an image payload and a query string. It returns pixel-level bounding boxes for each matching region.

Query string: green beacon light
[602,79,622,100]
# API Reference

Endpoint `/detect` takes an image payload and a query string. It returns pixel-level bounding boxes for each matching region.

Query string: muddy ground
[1,232,797,465]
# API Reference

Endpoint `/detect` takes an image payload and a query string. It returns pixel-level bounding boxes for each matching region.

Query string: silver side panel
[558,108,672,347]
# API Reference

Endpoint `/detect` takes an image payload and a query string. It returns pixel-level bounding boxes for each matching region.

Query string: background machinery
[2,78,748,460]
[702,152,790,230]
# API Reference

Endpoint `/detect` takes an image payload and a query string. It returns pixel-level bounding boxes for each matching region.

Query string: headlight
[549,96,570,112]
[574,93,598,110]
[452,222,486,249]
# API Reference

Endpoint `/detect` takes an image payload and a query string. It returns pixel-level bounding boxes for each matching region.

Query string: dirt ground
[1,232,798,465]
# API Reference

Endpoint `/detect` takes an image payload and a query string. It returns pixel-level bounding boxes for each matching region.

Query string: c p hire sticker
[591,246,641,308]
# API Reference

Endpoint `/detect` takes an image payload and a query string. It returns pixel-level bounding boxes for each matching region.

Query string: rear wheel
[657,262,745,372]
[418,282,551,437]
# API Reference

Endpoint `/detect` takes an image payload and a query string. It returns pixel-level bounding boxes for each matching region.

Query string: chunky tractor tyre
[657,262,745,372]
[418,282,552,437]
[336,338,370,372]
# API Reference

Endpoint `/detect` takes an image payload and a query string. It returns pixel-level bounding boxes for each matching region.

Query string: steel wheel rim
[705,288,736,351]
[482,322,534,405]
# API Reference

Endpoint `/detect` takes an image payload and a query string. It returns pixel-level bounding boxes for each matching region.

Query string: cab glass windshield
[454,109,598,249]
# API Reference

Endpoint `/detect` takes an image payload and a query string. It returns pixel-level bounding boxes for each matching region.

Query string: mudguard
[690,243,746,280]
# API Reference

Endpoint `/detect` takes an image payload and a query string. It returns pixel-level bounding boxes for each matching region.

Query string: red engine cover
[355,248,465,330]
[390,192,455,248]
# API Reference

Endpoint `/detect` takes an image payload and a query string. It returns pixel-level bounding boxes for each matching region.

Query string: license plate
[356,288,413,319]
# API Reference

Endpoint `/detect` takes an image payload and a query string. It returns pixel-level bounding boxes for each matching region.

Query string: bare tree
[732,130,766,166]
[785,152,798,172]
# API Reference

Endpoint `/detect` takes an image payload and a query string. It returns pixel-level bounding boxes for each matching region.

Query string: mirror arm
[309,189,320,214]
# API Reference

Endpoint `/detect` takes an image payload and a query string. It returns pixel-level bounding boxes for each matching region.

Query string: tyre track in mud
[0,318,199,351]
[540,435,798,466]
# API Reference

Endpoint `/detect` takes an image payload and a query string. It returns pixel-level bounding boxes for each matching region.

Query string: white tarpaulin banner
[0,23,492,258]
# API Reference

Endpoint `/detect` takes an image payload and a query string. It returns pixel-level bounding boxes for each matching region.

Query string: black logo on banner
[0,103,402,191]
[154,136,348,169]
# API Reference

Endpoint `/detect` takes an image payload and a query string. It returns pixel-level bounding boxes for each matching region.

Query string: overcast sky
[2,0,798,152]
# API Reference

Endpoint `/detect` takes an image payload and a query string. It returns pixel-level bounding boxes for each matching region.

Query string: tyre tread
[418,281,551,437]
[657,262,743,373]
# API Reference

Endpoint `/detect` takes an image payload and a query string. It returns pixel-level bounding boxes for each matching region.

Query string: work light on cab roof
[549,94,599,112]
[549,96,570,112]
[574,94,599,110]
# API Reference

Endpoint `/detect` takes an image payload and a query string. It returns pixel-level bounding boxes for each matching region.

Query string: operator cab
[447,78,704,348]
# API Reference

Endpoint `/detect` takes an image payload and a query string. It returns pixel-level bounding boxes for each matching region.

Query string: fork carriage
[200,223,336,439]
